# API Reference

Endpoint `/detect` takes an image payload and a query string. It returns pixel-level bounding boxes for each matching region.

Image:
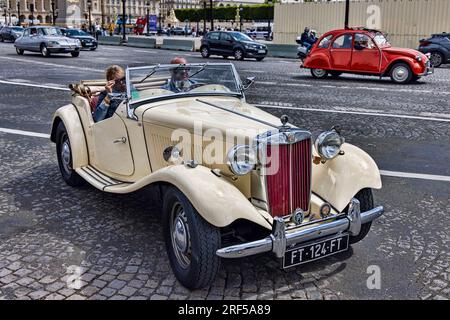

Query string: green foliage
[174,4,274,23]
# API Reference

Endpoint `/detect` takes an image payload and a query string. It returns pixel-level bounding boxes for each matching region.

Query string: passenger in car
[93,65,127,122]
[161,57,196,93]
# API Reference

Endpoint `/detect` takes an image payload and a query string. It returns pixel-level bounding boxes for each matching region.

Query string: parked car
[14,26,81,57]
[201,31,267,61]
[418,32,450,67]
[302,27,433,84]
[59,28,98,51]
[247,24,273,41]
[171,26,191,36]
[0,26,24,42]
[51,62,384,289]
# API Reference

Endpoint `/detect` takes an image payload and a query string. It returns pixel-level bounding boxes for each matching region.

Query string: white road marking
[257,80,450,95]
[380,170,450,182]
[0,128,50,139]
[133,49,157,54]
[1,126,449,182]
[257,104,450,123]
[0,56,104,73]
[0,79,70,91]
[99,47,124,51]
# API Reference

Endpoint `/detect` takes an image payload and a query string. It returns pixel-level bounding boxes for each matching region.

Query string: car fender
[303,51,331,70]
[383,57,421,75]
[124,164,272,230]
[312,143,382,212]
[50,104,89,169]
[420,43,449,56]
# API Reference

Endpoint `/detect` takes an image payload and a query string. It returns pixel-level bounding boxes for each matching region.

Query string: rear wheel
[56,122,85,187]
[16,47,24,55]
[200,46,210,58]
[163,186,221,289]
[234,48,244,60]
[310,68,328,79]
[71,51,80,57]
[349,188,374,244]
[40,43,51,57]
[390,62,412,84]
[429,51,444,68]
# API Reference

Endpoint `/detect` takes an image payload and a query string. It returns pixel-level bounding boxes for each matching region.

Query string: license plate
[85,43,93,46]
[283,234,349,268]
[258,49,266,53]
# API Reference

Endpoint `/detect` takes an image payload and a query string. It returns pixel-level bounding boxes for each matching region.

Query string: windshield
[68,29,89,36]
[229,32,253,42]
[42,27,62,36]
[127,63,242,106]
[372,32,390,47]
[12,27,23,32]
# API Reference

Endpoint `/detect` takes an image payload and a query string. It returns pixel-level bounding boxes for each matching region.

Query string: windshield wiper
[139,65,160,83]
[187,64,207,80]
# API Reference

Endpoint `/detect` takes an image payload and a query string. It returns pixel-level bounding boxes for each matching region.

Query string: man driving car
[161,57,197,93]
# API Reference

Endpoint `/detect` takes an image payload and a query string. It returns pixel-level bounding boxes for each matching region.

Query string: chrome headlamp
[416,55,422,62]
[315,130,344,160]
[227,145,256,176]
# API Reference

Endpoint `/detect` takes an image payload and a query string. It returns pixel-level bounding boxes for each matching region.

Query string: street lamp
[209,0,213,31]
[121,0,127,43]
[2,4,6,25]
[239,5,243,32]
[51,0,56,26]
[344,0,350,29]
[87,0,92,35]
[202,0,206,34]
[145,1,150,36]
[29,2,35,26]
[17,1,20,26]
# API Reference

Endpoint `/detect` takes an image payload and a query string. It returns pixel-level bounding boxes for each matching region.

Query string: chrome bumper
[419,65,434,76]
[216,199,384,259]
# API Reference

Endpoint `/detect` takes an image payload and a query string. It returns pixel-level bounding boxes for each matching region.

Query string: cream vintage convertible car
[50,63,384,289]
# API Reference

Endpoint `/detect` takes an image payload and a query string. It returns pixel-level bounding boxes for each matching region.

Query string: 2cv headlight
[315,131,345,160]
[227,145,256,176]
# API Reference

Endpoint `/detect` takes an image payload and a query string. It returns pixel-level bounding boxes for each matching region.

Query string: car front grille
[264,137,312,217]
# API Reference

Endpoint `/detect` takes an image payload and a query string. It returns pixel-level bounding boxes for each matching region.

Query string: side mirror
[242,77,255,91]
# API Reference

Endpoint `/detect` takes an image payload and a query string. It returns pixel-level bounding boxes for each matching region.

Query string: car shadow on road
[2,162,354,298]
[291,74,429,86]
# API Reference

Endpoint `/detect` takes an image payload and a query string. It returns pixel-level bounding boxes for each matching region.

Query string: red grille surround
[264,138,312,217]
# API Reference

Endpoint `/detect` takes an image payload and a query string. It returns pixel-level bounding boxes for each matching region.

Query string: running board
[76,166,132,192]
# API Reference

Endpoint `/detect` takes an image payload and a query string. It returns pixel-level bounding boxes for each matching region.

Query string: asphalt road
[0,43,448,300]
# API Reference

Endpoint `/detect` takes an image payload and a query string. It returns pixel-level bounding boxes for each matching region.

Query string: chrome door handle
[113,137,127,144]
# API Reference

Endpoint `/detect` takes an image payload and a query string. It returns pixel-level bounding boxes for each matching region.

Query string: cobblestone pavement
[0,43,449,300]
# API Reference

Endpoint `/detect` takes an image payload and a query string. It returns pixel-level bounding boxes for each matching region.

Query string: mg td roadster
[50,63,384,289]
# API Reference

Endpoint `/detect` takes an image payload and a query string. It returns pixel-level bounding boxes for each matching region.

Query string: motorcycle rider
[300,27,317,51]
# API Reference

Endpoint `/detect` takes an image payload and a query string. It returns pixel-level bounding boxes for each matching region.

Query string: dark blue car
[418,32,450,67]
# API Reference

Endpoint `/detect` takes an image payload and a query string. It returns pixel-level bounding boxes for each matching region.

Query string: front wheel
[56,122,85,187]
[234,48,244,60]
[16,47,24,55]
[310,68,328,79]
[390,62,412,84]
[40,44,51,57]
[71,51,80,57]
[163,186,221,289]
[200,46,210,58]
[349,188,374,244]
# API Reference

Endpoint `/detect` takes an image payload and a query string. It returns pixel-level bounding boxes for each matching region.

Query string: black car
[0,26,24,42]
[418,32,450,67]
[60,28,98,50]
[200,31,267,61]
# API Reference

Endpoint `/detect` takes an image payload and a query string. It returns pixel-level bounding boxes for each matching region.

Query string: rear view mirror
[242,77,255,91]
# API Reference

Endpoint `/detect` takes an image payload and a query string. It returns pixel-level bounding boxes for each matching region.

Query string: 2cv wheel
[163,186,221,289]
[55,122,85,187]
[349,188,374,244]
[310,68,328,79]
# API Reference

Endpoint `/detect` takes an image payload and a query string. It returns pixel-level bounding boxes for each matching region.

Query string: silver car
[14,26,81,57]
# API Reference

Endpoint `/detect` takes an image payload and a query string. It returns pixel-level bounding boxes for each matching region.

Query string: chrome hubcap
[392,66,409,82]
[202,48,208,56]
[61,139,72,173]
[42,47,47,55]
[170,203,191,269]
[235,50,242,59]
[313,69,326,77]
